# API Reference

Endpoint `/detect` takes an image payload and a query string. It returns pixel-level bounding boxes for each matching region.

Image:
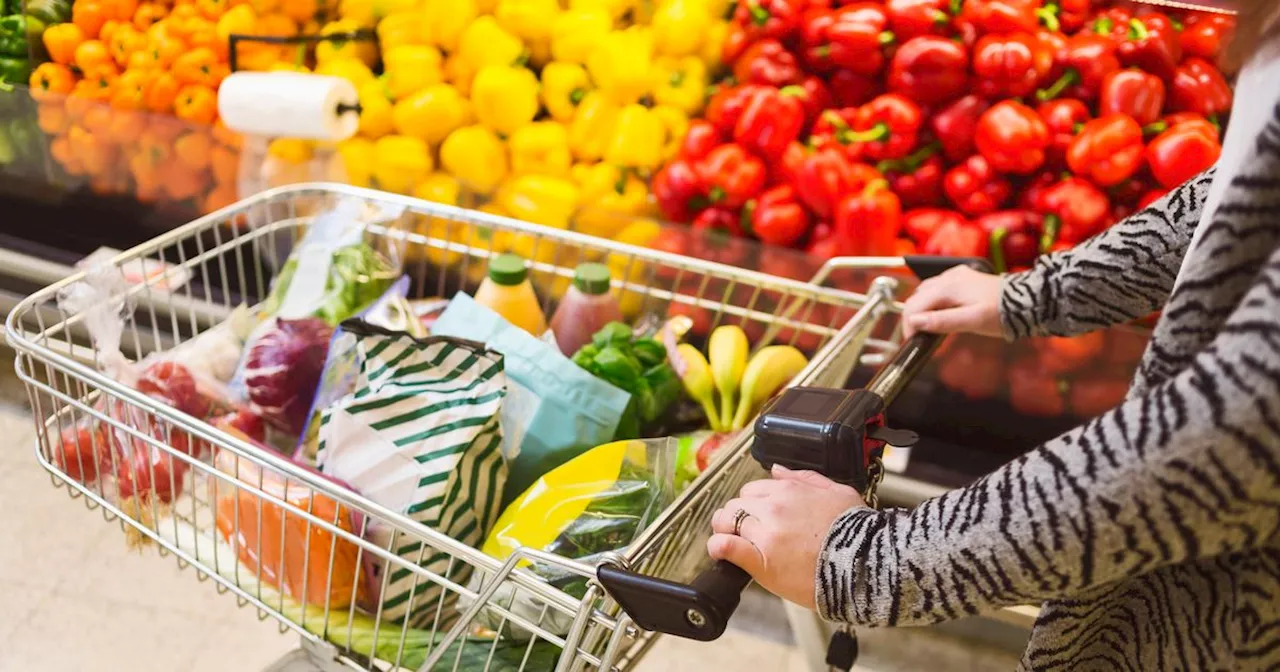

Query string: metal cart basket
[5,183,906,672]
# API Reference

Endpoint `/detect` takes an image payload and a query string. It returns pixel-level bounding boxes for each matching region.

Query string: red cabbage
[244,318,333,436]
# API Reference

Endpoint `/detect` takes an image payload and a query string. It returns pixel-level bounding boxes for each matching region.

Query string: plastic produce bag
[212,449,375,610]
[431,293,633,506]
[464,438,678,637]
[316,322,509,628]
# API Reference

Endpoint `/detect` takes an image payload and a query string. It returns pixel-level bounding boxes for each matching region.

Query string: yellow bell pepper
[495,0,559,44]
[549,9,610,64]
[604,104,665,171]
[444,55,477,97]
[527,38,553,68]
[268,138,313,164]
[440,125,508,195]
[569,0,633,22]
[334,137,375,187]
[316,19,378,67]
[357,81,395,139]
[339,0,415,27]
[607,217,660,317]
[651,104,690,162]
[701,19,729,69]
[413,172,461,205]
[392,83,468,145]
[315,57,376,89]
[375,11,424,51]
[381,45,443,100]
[568,91,620,162]
[540,62,591,124]
[372,135,433,194]
[421,0,476,52]
[587,27,655,106]
[471,65,540,138]
[653,56,707,115]
[652,0,711,57]
[458,16,526,73]
[574,162,651,238]
[500,174,580,229]
[509,122,572,178]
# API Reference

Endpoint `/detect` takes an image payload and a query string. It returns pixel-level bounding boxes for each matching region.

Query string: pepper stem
[1095,16,1113,34]
[989,228,1008,274]
[779,85,805,97]
[862,178,889,198]
[875,142,939,174]
[844,122,890,144]
[569,87,586,105]
[740,200,757,234]
[1040,214,1061,254]
[821,110,850,130]
[1036,69,1079,102]
[930,8,948,25]
[878,30,895,45]
[749,3,769,26]
[1142,120,1168,136]
[669,70,685,87]
[1036,6,1060,32]
[708,185,726,203]
[1127,18,1148,40]
[949,0,962,16]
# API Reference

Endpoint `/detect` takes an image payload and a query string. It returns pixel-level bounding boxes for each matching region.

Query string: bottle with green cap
[474,253,548,336]
[550,262,624,356]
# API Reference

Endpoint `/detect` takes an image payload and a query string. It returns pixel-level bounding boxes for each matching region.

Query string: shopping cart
[6,183,946,672]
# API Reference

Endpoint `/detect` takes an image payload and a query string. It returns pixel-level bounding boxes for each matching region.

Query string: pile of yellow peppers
[264,0,730,251]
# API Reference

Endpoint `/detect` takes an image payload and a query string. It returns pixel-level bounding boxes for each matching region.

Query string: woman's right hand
[901,265,1005,338]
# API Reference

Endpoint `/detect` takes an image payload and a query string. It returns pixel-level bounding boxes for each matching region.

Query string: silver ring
[731,508,750,536]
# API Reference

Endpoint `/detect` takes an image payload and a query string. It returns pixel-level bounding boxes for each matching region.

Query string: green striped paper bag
[316,322,508,628]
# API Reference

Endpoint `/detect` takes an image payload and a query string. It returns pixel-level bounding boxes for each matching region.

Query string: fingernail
[772,464,791,474]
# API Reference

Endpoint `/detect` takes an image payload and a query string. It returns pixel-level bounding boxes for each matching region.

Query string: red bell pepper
[976,210,1041,272]
[795,76,833,129]
[931,95,990,162]
[975,100,1049,175]
[733,40,804,87]
[1146,122,1223,190]
[746,184,811,246]
[1099,69,1164,126]
[1169,57,1232,119]
[774,141,808,186]
[734,86,807,159]
[652,159,705,223]
[1066,114,1144,188]
[1086,7,1131,40]
[705,85,769,136]
[888,35,970,106]
[793,147,882,219]
[972,32,1054,99]
[1007,354,1067,418]
[734,0,808,43]
[827,69,879,108]
[903,208,966,245]
[1036,33,1119,102]
[1036,331,1105,375]
[944,155,1011,216]
[848,93,924,161]
[936,335,1004,401]
[1037,98,1090,169]
[1180,14,1234,61]
[1038,0,1089,33]
[801,4,894,76]
[721,24,751,65]
[1137,188,1166,210]
[806,222,853,260]
[1114,13,1181,82]
[834,179,902,256]
[959,0,1041,35]
[921,216,988,257]
[1037,176,1111,247]
[1019,170,1058,211]
[878,144,944,208]
[808,107,859,150]
[1068,370,1130,419]
[692,206,746,238]
[690,212,752,267]
[697,144,767,208]
[679,120,723,161]
[885,0,951,39]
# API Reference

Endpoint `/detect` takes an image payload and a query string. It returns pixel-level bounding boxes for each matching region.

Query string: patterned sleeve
[998,170,1215,339]
[815,242,1280,627]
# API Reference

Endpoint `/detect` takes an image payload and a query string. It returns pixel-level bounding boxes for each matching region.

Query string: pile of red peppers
[651,0,1234,273]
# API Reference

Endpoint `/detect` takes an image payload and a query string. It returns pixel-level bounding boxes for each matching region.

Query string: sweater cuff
[815,506,889,624]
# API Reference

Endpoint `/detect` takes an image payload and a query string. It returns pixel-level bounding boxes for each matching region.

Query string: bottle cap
[487,254,528,286]
[573,263,613,295]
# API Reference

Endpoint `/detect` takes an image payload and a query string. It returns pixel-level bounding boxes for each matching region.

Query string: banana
[731,345,808,430]
[708,325,748,431]
[677,343,723,431]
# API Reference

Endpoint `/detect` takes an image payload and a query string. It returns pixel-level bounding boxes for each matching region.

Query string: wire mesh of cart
[5,183,909,672]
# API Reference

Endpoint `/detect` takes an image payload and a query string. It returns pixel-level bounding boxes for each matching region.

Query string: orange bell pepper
[134,3,168,30]
[215,4,255,40]
[105,0,138,21]
[108,110,147,143]
[278,0,316,23]
[173,47,223,87]
[108,24,145,66]
[174,84,218,124]
[29,63,75,100]
[211,144,239,183]
[174,132,214,169]
[50,135,79,174]
[68,125,117,176]
[161,160,210,201]
[44,24,86,66]
[76,65,118,102]
[73,1,110,38]
[144,30,187,68]
[202,184,239,214]
[146,71,180,112]
[37,103,70,134]
[74,39,113,72]
[111,69,150,110]
[80,105,114,134]
[196,0,229,19]
[211,119,242,149]
[99,19,122,44]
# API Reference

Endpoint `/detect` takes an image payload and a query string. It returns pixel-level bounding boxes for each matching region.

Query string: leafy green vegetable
[592,321,633,348]
[572,323,681,439]
[261,242,397,325]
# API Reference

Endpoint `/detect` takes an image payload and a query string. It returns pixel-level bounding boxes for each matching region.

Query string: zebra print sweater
[816,104,1280,670]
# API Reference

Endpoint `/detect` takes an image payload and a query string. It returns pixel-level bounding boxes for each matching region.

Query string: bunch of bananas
[678,325,809,433]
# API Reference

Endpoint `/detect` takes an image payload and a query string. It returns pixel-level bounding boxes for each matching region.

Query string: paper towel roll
[218,72,360,141]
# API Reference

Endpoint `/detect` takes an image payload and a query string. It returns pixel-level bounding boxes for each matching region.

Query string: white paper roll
[217,72,360,141]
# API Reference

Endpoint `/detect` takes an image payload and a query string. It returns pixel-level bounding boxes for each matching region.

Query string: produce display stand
[6,183,938,671]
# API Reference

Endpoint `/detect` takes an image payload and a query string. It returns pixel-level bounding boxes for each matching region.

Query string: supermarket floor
[0,352,1022,672]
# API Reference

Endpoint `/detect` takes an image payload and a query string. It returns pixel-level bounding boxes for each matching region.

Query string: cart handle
[597,256,991,641]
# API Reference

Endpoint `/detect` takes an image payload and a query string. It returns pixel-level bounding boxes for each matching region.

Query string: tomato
[137,360,211,418]
[695,433,728,472]
[52,425,104,483]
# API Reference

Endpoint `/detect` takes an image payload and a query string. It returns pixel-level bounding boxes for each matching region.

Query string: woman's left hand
[708,465,868,610]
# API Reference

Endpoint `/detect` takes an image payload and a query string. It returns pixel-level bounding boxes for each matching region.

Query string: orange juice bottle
[474,253,547,336]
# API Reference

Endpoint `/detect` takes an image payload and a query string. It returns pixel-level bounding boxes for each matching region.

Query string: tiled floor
[0,394,1020,671]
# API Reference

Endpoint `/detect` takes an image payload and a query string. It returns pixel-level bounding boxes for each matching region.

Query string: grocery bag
[316,321,508,628]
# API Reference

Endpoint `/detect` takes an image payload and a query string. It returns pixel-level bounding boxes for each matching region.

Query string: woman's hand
[901,265,1005,338]
[708,465,867,610]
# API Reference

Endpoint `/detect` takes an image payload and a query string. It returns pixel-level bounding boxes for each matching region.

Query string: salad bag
[316,322,509,628]
[465,437,678,637]
[431,293,632,506]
